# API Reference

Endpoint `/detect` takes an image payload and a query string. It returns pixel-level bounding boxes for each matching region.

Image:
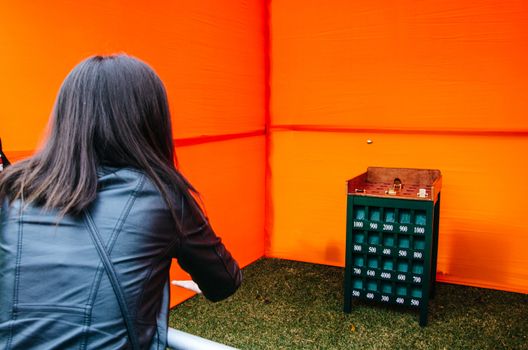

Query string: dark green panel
[344,192,440,326]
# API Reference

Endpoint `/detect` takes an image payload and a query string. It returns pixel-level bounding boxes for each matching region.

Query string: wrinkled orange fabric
[268,131,528,293]
[0,0,267,306]
[270,0,528,293]
[1,0,527,300]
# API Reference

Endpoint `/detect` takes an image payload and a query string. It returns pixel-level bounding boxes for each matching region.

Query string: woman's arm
[172,199,242,302]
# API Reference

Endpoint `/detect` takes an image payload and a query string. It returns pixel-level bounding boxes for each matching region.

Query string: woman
[0,55,242,349]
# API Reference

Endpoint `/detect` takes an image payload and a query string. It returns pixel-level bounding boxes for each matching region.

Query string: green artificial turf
[169,258,528,349]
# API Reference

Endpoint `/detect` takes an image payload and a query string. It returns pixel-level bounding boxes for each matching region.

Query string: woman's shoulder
[97,165,144,178]
[96,166,156,196]
[96,166,179,206]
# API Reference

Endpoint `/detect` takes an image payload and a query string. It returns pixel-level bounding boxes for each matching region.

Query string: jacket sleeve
[0,138,10,167]
[171,197,242,302]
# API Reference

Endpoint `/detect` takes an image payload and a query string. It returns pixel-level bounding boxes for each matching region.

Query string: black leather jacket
[0,167,242,349]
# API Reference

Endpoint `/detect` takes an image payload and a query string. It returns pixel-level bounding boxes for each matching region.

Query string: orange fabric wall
[2,0,527,300]
[270,0,528,293]
[0,0,266,306]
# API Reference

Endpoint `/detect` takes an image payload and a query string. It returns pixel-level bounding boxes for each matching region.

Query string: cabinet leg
[419,306,428,327]
[344,294,352,313]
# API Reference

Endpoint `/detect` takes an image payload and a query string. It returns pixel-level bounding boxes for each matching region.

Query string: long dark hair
[0,54,204,225]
